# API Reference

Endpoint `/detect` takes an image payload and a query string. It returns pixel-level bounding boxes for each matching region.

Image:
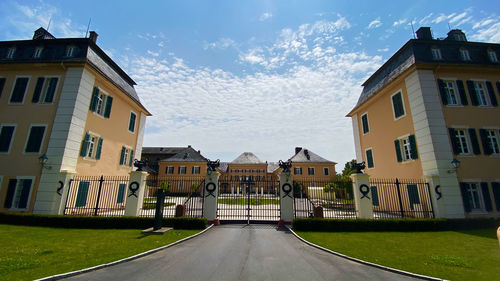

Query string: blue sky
[1,0,499,169]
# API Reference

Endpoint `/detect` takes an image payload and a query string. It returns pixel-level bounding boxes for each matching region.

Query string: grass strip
[218,198,279,205]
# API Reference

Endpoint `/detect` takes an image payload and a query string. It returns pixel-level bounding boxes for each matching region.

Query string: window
[361,113,369,134]
[371,186,379,206]
[33,47,43,58]
[462,183,483,211]
[192,166,200,174]
[32,77,59,103]
[166,166,174,174]
[25,125,46,153]
[65,46,76,57]
[466,80,497,107]
[89,87,113,118]
[323,167,329,176]
[308,167,315,175]
[474,81,488,106]
[80,132,103,160]
[178,181,185,190]
[128,112,137,133]
[178,166,187,174]
[488,50,498,63]
[3,178,33,210]
[0,125,15,153]
[75,181,89,207]
[479,129,500,155]
[0,77,5,98]
[9,77,29,103]
[117,183,126,204]
[449,128,481,155]
[461,182,493,212]
[365,148,374,168]
[407,184,420,210]
[391,91,405,119]
[119,146,134,166]
[394,135,418,162]
[431,48,442,60]
[441,80,459,105]
[294,167,302,175]
[6,47,16,59]
[460,48,471,61]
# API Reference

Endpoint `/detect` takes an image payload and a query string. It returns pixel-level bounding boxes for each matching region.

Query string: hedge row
[292,218,500,232]
[0,212,207,230]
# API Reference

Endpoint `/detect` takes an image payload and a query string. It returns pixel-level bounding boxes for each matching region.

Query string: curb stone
[34,224,215,281]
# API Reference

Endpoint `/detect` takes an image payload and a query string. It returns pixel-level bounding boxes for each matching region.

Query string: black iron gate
[217,177,280,223]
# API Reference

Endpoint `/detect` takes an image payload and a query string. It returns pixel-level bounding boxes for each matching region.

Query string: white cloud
[418,13,433,25]
[432,13,456,24]
[377,48,389,52]
[203,38,237,50]
[470,22,500,42]
[393,19,407,27]
[259,12,273,21]
[449,12,467,24]
[368,18,383,29]
[147,50,160,57]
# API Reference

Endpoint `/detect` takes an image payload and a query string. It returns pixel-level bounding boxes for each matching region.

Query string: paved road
[65,224,419,281]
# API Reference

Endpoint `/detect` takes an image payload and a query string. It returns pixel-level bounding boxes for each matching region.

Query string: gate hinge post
[125,171,149,217]
[203,169,220,223]
[57,170,76,215]
[279,171,294,223]
[351,173,374,219]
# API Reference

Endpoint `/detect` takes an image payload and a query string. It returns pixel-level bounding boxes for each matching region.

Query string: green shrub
[0,212,207,230]
[292,217,500,232]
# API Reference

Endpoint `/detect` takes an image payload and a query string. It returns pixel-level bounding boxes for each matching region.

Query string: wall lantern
[447,158,460,173]
[39,154,51,170]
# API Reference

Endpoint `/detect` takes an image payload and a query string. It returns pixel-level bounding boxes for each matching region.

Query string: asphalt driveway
[64,224,420,281]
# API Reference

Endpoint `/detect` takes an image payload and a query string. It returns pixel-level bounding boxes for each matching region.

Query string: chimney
[89,31,98,43]
[295,147,302,155]
[416,27,433,40]
[304,149,310,160]
[188,145,191,148]
[33,27,55,40]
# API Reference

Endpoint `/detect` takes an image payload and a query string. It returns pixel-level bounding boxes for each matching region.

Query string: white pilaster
[351,114,363,163]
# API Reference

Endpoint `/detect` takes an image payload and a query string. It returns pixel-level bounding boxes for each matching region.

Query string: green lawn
[218,198,279,205]
[142,202,176,209]
[295,229,500,281]
[0,224,200,281]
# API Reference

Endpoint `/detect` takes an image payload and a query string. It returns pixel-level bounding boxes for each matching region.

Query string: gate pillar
[279,171,294,223]
[424,175,444,218]
[203,169,220,223]
[351,173,374,219]
[124,171,148,217]
[57,170,76,215]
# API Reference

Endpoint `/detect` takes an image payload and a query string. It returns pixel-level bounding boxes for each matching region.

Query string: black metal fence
[140,176,204,217]
[369,178,434,218]
[64,175,129,216]
[293,179,356,219]
[217,179,281,222]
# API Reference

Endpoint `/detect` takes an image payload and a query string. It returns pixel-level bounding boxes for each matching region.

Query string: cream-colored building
[0,28,150,214]
[347,27,500,218]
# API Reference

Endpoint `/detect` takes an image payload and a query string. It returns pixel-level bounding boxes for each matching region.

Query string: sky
[1,0,499,170]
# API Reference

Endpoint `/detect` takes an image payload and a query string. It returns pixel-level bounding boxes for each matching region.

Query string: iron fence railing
[293,179,356,219]
[64,175,129,216]
[369,178,434,219]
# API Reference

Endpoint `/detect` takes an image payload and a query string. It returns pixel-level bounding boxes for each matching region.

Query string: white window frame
[120,145,133,166]
[8,76,31,104]
[390,90,406,120]
[192,166,200,174]
[473,81,490,106]
[486,129,500,154]
[361,112,370,135]
[83,131,101,160]
[443,80,460,105]
[33,47,43,58]
[488,50,498,63]
[65,46,76,57]
[178,166,187,174]
[431,48,442,60]
[463,182,485,212]
[166,166,174,174]
[454,128,471,155]
[294,167,302,175]
[128,111,137,133]
[95,91,106,116]
[37,76,60,104]
[460,48,471,61]
[307,167,315,175]
[323,167,329,175]
[9,176,36,211]
[23,124,47,154]
[0,124,17,154]
[6,47,16,59]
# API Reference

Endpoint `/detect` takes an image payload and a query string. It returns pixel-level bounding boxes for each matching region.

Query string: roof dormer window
[6,47,16,59]
[488,50,498,63]
[431,47,442,60]
[460,48,471,61]
[455,33,466,41]
[33,47,43,58]
[65,46,76,57]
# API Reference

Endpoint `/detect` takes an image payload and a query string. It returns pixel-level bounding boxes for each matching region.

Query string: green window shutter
[104,96,113,118]
[4,179,17,208]
[371,186,379,206]
[480,182,492,212]
[496,82,500,102]
[361,114,369,134]
[392,93,404,118]
[366,149,374,168]
[44,78,58,103]
[0,77,6,98]
[129,149,134,167]
[456,80,468,105]
[407,184,420,210]
[408,134,418,159]
[90,87,99,111]
[491,182,500,211]
[117,184,126,203]
[75,181,89,207]
[486,81,497,106]
[32,77,45,103]
[80,133,90,157]
[459,183,471,212]
[192,166,195,174]
[394,139,402,162]
[25,126,45,153]
[437,79,448,105]
[129,113,136,132]
[468,128,481,155]
[479,129,492,155]
[10,77,29,103]
[18,179,32,209]
[95,138,103,160]
[120,146,126,165]
[448,128,459,154]
[466,80,478,106]
[0,126,15,152]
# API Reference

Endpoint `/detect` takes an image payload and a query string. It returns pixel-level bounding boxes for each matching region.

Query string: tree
[323,182,340,200]
[342,159,357,176]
